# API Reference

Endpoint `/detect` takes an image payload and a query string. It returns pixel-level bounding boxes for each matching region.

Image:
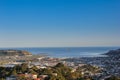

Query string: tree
[28,69,37,74]
[55,63,65,68]
[21,63,28,73]
[11,69,17,75]
[31,65,38,71]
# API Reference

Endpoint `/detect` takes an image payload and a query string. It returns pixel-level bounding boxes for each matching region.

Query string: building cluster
[0,53,120,80]
[64,55,120,80]
[6,74,49,80]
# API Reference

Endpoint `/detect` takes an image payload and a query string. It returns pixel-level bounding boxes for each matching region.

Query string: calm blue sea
[0,47,119,58]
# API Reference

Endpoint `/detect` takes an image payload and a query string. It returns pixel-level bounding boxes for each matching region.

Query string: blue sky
[0,0,120,47]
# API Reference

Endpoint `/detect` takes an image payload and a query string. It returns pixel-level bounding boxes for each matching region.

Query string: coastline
[0,48,120,80]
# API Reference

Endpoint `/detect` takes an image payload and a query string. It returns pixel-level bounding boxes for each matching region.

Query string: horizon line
[0,46,120,48]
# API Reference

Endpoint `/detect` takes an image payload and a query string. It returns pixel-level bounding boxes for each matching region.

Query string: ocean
[0,47,119,58]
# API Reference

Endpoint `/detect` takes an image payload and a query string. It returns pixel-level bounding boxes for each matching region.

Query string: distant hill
[105,49,120,56]
[0,50,32,56]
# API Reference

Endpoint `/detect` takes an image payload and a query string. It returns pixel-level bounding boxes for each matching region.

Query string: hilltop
[0,50,32,56]
[105,48,120,56]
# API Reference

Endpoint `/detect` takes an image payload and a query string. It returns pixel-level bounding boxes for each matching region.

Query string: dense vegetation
[0,63,119,80]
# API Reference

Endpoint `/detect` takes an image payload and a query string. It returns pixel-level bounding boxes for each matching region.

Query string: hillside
[105,49,120,56]
[0,50,32,56]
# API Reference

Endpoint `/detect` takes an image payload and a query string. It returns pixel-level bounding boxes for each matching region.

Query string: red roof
[34,78,41,80]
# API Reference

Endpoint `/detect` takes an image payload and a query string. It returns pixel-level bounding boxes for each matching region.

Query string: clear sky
[0,0,120,47]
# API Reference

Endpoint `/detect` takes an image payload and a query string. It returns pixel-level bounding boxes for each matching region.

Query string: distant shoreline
[0,47,119,58]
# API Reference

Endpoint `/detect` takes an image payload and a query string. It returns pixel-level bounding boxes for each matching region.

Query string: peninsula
[0,50,32,56]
